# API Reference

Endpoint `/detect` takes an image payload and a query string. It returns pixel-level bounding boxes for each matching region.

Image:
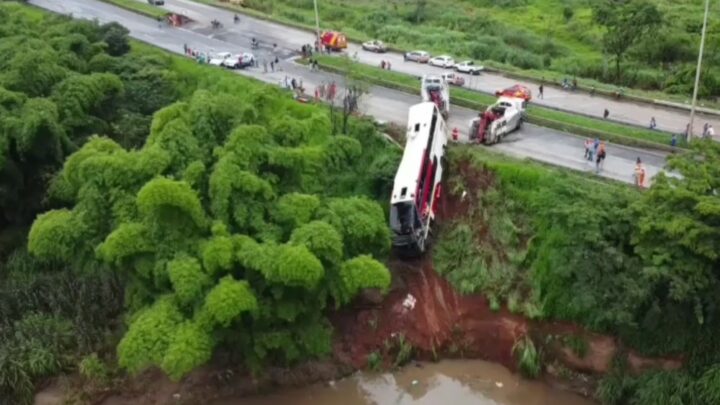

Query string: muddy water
[222,360,595,405]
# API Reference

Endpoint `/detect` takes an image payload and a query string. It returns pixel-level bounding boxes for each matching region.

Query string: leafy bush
[24,58,394,381]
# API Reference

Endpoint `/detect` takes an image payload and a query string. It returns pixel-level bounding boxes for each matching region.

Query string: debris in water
[461,190,468,200]
[173,393,181,400]
[495,382,504,388]
[328,380,335,387]
[411,380,419,386]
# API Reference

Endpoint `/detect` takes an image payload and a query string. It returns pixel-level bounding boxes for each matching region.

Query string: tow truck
[421,75,450,119]
[469,85,530,144]
[390,102,448,256]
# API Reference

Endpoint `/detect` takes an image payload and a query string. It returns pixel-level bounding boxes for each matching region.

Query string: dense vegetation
[436,144,720,404]
[231,0,719,98]
[0,3,399,403]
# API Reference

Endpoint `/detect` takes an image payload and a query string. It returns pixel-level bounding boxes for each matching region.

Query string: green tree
[593,0,662,80]
[632,140,720,325]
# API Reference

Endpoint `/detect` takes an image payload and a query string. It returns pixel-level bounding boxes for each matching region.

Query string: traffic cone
[452,127,459,141]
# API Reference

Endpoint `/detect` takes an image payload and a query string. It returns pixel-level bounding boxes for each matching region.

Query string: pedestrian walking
[603,109,609,119]
[671,133,678,152]
[649,117,656,130]
[183,43,188,54]
[703,122,710,136]
[319,82,326,99]
[596,141,606,173]
[381,60,386,69]
[572,77,578,90]
[538,84,544,99]
[387,61,391,70]
[634,158,646,189]
[706,125,715,139]
[263,60,268,73]
[157,16,163,28]
[313,60,319,70]
[584,138,592,160]
[314,86,320,101]
[270,61,275,72]
[291,78,297,90]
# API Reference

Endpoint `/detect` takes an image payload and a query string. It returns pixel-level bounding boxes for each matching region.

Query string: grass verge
[99,0,168,19]
[311,56,683,151]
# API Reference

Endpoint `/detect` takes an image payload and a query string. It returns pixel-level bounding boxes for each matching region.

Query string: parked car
[362,40,387,53]
[209,52,232,66]
[455,60,483,75]
[429,55,455,68]
[441,72,465,87]
[404,50,430,63]
[147,0,164,5]
[222,53,256,69]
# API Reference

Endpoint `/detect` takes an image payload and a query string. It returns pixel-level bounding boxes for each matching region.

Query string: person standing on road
[262,59,267,73]
[706,125,715,139]
[270,61,275,72]
[381,60,386,69]
[649,117,656,130]
[387,61,391,70]
[603,109,609,119]
[596,141,606,173]
[634,158,646,189]
[584,138,592,160]
[538,84,544,99]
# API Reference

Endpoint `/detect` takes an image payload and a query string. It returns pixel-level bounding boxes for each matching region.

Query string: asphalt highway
[30,0,668,185]
[158,0,718,135]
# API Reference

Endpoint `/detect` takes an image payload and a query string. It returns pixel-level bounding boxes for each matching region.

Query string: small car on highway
[429,55,455,68]
[455,60,483,75]
[147,0,164,5]
[222,53,256,69]
[441,72,465,87]
[404,50,430,63]
[209,52,232,66]
[362,40,387,53]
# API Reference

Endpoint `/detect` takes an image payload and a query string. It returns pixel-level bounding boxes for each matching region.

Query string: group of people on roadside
[314,81,338,102]
[584,138,607,173]
[380,60,392,70]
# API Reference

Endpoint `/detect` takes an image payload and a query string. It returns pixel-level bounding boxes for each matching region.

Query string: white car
[455,60,484,75]
[221,53,255,69]
[362,40,387,53]
[209,52,232,66]
[429,55,455,68]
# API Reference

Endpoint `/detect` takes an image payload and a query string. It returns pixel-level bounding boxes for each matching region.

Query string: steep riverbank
[52,161,682,405]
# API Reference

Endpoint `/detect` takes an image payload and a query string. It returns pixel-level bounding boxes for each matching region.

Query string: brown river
[219,360,595,405]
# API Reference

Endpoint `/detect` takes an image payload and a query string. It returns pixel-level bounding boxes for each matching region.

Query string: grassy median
[100,0,168,19]
[311,55,684,151]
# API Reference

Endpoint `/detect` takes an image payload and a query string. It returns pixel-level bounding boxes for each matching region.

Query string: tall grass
[512,336,541,378]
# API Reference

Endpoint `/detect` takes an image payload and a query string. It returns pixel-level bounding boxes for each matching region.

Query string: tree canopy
[26,63,396,380]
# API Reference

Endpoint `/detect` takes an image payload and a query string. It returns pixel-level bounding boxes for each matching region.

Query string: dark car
[148,0,165,5]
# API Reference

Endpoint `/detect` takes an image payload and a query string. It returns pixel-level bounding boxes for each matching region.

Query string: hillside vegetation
[238,0,719,98]
[436,144,720,404]
[0,3,399,403]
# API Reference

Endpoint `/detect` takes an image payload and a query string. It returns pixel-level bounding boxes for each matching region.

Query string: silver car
[404,50,430,63]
